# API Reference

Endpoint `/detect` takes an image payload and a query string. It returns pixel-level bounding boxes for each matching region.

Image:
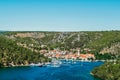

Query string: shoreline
[0,59,105,68]
[90,72,103,80]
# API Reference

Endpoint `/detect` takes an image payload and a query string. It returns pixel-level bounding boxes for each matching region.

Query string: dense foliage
[91,60,120,80]
[86,31,120,51]
[0,36,51,67]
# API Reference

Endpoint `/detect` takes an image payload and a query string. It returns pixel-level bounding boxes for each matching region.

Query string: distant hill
[0,30,6,34]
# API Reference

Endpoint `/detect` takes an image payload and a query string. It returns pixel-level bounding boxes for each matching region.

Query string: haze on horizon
[0,0,120,31]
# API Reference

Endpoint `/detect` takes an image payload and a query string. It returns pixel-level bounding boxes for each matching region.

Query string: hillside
[3,31,120,54]
[0,35,51,67]
[91,60,120,80]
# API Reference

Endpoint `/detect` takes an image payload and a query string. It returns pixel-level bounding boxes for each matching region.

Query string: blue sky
[0,0,120,31]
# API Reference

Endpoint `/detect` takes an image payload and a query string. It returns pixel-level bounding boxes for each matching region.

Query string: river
[0,60,103,80]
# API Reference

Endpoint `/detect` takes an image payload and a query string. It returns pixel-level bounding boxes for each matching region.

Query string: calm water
[0,60,103,80]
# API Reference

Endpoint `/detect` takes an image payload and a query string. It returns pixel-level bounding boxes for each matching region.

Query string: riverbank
[1,59,106,68]
[0,62,50,68]
[91,60,120,80]
[90,72,103,80]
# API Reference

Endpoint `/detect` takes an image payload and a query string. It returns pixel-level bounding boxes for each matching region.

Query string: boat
[51,59,62,64]
[30,63,43,67]
[50,59,62,67]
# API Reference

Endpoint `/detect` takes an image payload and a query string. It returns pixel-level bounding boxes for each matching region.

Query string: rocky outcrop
[100,42,120,54]
[15,32,46,38]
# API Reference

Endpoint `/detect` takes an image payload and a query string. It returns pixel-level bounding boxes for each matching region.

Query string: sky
[0,0,120,31]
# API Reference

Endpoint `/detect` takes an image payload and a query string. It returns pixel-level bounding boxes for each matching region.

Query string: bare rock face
[15,32,45,38]
[100,42,120,54]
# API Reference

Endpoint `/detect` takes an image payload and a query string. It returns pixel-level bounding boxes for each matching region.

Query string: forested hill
[0,36,50,67]
[2,31,120,55]
[91,60,120,80]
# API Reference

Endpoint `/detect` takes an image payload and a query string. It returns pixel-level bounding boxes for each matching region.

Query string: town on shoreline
[7,47,117,67]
